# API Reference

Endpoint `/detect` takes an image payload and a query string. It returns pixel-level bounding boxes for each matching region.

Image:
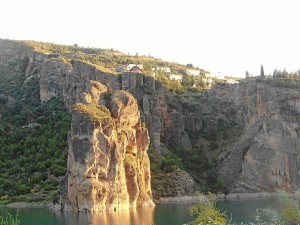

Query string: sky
[1,0,299,77]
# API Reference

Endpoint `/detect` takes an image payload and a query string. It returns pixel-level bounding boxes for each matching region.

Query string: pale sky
[1,0,299,77]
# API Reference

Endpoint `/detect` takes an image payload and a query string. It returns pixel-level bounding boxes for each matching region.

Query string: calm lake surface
[0,198,279,225]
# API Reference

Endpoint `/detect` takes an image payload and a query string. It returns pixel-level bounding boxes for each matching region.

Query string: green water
[0,198,279,225]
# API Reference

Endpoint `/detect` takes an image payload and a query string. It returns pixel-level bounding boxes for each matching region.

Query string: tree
[245,70,250,78]
[186,63,193,68]
[261,65,265,77]
[188,192,228,225]
[273,69,278,78]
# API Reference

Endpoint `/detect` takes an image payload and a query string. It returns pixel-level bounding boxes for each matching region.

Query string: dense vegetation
[0,57,70,204]
[246,68,300,88]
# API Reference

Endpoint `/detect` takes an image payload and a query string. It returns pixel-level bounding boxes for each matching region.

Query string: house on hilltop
[130,66,143,73]
[116,64,144,73]
[226,78,239,84]
[126,64,143,71]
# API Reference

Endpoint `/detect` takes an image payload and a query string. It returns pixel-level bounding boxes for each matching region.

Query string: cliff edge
[60,81,154,212]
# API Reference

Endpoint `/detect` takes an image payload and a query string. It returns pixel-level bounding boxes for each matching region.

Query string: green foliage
[172,147,212,185]
[75,103,112,123]
[149,152,182,174]
[216,177,224,191]
[50,165,67,177]
[278,190,300,224]
[250,208,284,225]
[0,212,20,225]
[265,77,300,88]
[160,154,182,173]
[188,193,228,225]
[0,94,70,201]
[148,149,184,198]
[155,70,184,92]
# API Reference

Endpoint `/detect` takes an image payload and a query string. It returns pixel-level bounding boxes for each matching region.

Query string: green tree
[245,70,250,78]
[188,192,228,225]
[261,65,265,77]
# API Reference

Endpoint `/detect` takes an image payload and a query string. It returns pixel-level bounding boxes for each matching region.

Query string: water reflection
[1,199,280,225]
[90,207,155,225]
[51,207,155,225]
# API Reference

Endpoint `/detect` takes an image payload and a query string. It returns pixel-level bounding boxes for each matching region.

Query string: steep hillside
[1,39,300,209]
[0,40,70,204]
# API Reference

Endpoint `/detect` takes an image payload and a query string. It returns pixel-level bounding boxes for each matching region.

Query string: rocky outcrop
[61,81,154,212]
[168,81,300,193]
[217,82,300,193]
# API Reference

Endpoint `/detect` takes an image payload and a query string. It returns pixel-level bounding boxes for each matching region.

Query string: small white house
[187,69,200,76]
[156,66,171,73]
[169,74,183,81]
[226,79,239,84]
[205,72,225,80]
[126,64,143,71]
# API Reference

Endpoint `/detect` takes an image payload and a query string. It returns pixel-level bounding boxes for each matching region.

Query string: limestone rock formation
[62,80,154,212]
[164,81,300,193]
[217,82,300,193]
[4,39,300,203]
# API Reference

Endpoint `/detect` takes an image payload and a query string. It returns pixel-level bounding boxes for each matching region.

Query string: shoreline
[1,201,56,209]
[1,192,280,209]
[157,192,280,204]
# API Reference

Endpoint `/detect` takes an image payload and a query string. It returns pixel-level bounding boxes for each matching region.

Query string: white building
[169,74,183,81]
[226,79,239,84]
[156,66,171,73]
[205,72,224,80]
[187,69,200,76]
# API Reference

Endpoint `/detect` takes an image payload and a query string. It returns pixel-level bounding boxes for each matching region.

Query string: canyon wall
[2,39,300,208]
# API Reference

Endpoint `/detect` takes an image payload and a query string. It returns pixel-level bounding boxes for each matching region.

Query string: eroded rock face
[62,81,154,212]
[217,82,300,193]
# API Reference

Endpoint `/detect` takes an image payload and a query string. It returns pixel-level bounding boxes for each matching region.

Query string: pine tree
[260,65,265,77]
[245,70,250,78]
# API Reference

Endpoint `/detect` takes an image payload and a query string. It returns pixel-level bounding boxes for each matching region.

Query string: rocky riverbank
[157,192,280,204]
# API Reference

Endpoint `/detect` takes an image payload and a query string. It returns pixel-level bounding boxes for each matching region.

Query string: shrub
[50,165,66,177]
[160,155,182,173]
[0,212,20,225]
[188,192,228,225]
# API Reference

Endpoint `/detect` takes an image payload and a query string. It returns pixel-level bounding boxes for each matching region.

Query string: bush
[160,155,182,173]
[279,190,300,224]
[0,212,20,225]
[188,192,228,225]
[50,165,66,177]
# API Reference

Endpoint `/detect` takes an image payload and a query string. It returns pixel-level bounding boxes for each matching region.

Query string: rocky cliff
[2,39,300,206]
[34,59,155,211]
[216,81,300,192]
[61,82,154,212]
[161,80,300,193]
